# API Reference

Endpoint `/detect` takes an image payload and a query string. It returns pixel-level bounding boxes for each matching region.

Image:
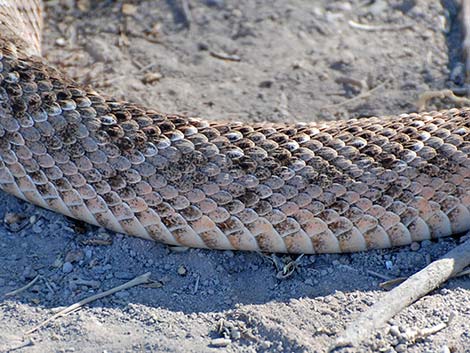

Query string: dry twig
[25,272,152,335]
[331,237,470,350]
[4,275,41,298]
[210,51,241,62]
[399,316,453,343]
[417,89,470,111]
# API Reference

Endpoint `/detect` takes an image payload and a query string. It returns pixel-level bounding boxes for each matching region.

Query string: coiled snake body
[0,0,470,254]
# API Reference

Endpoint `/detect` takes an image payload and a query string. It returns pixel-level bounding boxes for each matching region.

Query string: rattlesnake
[0,1,469,254]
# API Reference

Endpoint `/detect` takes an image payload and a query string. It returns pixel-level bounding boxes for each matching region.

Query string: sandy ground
[1,0,470,352]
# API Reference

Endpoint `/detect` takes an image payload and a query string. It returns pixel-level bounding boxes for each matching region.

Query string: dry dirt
[1,0,470,352]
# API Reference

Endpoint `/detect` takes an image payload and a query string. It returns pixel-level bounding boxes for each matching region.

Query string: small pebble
[55,38,66,47]
[32,223,43,233]
[333,290,346,301]
[440,345,451,353]
[178,265,187,276]
[122,3,137,15]
[142,72,162,84]
[62,262,73,274]
[395,343,407,352]
[65,249,84,263]
[389,325,401,337]
[421,240,432,248]
[210,338,231,347]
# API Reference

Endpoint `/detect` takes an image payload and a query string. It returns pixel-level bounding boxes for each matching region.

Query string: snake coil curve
[0,0,469,253]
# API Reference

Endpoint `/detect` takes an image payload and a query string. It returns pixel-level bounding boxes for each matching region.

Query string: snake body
[0,1,470,254]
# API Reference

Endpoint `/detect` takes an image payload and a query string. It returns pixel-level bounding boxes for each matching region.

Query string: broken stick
[331,236,470,350]
[25,272,152,335]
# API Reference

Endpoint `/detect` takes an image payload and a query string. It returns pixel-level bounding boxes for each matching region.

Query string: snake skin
[0,0,42,56]
[0,1,470,254]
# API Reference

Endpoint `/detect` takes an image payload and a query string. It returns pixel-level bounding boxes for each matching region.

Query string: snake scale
[0,1,470,254]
